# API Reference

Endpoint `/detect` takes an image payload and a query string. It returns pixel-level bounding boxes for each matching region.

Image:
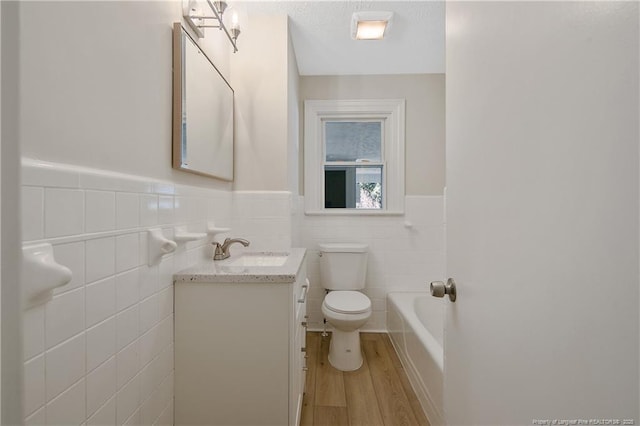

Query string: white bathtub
[387,292,444,426]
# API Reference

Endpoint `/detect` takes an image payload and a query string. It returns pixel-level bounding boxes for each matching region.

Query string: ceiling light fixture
[351,11,393,40]
[184,0,240,52]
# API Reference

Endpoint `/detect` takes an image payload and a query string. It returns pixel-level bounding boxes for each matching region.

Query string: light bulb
[231,11,240,30]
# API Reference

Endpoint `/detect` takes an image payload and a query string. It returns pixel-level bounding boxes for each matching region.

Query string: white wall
[19,1,232,190]
[287,20,301,197]
[300,74,446,196]
[17,2,300,197]
[231,14,291,191]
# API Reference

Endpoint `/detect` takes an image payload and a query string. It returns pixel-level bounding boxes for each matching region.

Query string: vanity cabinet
[174,251,308,426]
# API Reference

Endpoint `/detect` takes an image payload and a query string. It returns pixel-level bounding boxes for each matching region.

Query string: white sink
[229,252,289,267]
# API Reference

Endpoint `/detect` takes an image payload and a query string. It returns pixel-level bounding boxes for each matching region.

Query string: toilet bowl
[322,290,372,371]
[318,243,370,371]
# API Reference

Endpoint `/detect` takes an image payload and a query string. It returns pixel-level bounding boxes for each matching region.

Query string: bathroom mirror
[172,23,234,181]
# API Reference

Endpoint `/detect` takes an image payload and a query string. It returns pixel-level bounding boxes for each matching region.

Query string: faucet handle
[212,237,250,260]
[212,241,224,254]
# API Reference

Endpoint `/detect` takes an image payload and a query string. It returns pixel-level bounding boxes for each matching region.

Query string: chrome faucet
[213,238,250,260]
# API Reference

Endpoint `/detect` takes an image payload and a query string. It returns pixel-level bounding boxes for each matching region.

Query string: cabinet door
[292,319,306,426]
[291,266,308,425]
[175,282,290,426]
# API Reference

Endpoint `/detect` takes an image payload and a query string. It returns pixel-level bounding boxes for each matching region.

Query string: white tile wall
[85,190,116,233]
[87,395,116,426]
[117,306,140,352]
[21,158,233,425]
[157,196,174,225]
[116,269,140,312]
[20,158,441,424]
[86,357,116,417]
[51,241,85,295]
[85,277,116,328]
[86,237,116,283]
[45,379,86,426]
[117,341,139,390]
[45,287,85,349]
[45,333,86,401]
[25,406,46,426]
[44,188,84,238]
[86,319,116,372]
[116,192,140,230]
[230,191,293,252]
[116,233,140,272]
[88,396,115,426]
[139,194,159,228]
[293,195,446,332]
[24,355,45,417]
[22,186,44,241]
[23,305,45,361]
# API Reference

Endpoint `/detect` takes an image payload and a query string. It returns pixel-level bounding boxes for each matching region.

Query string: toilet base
[327,329,363,371]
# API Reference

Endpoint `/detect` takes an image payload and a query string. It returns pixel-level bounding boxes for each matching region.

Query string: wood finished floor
[301,332,430,426]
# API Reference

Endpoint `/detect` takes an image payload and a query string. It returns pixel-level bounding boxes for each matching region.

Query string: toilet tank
[318,243,368,290]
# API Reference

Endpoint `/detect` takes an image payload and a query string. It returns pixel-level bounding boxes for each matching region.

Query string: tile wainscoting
[21,158,234,426]
[19,157,444,425]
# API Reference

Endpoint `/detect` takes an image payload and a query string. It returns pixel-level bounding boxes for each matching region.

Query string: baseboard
[306,327,388,333]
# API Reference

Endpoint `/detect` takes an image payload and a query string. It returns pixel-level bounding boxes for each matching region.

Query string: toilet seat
[324,291,371,314]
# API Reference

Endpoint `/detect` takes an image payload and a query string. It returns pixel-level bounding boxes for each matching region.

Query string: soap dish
[207,225,231,237]
[174,226,207,243]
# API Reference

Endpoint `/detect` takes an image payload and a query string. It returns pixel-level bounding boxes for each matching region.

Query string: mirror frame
[172,23,235,181]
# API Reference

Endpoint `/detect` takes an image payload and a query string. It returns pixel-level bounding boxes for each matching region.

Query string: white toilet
[319,243,372,371]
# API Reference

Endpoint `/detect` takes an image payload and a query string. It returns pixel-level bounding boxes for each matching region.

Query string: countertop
[173,248,307,284]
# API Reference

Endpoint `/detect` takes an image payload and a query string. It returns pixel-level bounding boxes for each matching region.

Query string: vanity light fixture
[351,11,394,40]
[184,0,240,52]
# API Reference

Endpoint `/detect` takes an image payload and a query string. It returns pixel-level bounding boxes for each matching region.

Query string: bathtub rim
[387,291,444,426]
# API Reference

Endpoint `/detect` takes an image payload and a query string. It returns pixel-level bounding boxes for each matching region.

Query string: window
[304,99,405,214]
[324,121,383,209]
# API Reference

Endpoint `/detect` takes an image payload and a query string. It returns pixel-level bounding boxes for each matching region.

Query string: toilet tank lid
[319,243,368,253]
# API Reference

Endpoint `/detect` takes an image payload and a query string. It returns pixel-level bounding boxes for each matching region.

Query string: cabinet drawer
[295,277,309,320]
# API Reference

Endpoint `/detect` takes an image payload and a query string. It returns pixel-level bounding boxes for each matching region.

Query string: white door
[445,2,639,425]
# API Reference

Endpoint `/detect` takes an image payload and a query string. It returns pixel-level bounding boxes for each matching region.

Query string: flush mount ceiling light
[351,11,394,40]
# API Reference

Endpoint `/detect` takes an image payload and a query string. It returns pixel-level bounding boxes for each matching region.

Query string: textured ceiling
[239,1,445,76]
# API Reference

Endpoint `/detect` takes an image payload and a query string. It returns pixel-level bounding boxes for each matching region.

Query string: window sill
[304,210,404,216]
